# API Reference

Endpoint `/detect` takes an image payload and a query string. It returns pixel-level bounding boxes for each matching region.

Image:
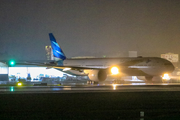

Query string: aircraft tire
[113,79,124,84]
[87,80,90,84]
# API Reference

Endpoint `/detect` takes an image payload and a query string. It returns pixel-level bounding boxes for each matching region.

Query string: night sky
[0,0,180,60]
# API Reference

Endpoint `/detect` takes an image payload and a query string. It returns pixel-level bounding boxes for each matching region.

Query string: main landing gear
[113,79,125,84]
[87,80,98,84]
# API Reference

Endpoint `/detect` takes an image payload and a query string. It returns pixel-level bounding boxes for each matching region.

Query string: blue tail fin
[49,33,66,61]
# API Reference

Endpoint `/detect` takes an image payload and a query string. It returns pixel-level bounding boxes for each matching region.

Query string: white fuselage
[58,57,174,77]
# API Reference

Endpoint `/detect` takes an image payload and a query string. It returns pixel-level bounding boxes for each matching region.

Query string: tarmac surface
[1,83,180,93]
[1,83,180,120]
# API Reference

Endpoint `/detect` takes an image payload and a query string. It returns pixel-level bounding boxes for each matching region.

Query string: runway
[1,84,180,120]
[1,83,180,93]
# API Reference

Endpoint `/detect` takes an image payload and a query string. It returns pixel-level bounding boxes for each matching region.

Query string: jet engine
[87,70,107,81]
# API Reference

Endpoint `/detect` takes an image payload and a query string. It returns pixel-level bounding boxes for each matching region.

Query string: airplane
[47,33,175,83]
[9,33,175,84]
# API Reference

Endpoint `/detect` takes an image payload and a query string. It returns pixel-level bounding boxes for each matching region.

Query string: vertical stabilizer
[49,33,66,61]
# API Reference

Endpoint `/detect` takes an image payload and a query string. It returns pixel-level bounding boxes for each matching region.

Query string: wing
[15,62,106,71]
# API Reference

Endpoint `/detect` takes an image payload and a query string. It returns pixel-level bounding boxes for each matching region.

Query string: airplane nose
[164,61,175,73]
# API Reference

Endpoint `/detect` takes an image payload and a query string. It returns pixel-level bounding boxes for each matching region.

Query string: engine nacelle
[87,70,107,81]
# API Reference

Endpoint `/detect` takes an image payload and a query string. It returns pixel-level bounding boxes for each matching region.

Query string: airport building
[8,67,64,81]
[0,61,73,82]
[0,61,89,83]
[45,46,54,60]
[0,62,8,81]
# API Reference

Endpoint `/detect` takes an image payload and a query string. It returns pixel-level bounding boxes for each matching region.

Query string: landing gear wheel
[87,80,98,84]
[87,80,90,84]
[113,79,124,84]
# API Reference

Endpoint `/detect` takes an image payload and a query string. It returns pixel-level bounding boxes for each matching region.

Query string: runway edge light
[17,82,22,86]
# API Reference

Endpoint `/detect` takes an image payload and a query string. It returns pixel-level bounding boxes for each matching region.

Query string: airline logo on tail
[49,33,66,60]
